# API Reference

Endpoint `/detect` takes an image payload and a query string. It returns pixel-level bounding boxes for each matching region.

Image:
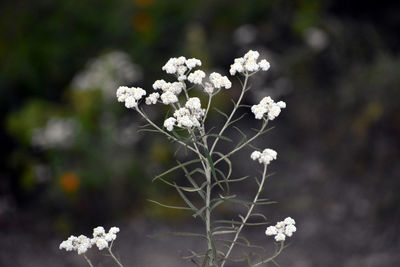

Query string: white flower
[209,72,231,89]
[185,97,202,111]
[95,238,108,250]
[285,224,297,237]
[259,59,270,71]
[178,75,187,81]
[164,117,176,131]
[277,101,286,108]
[188,70,206,84]
[131,87,146,100]
[31,118,77,149]
[230,60,245,75]
[169,82,184,95]
[170,101,204,130]
[251,104,268,120]
[204,82,214,94]
[162,58,178,74]
[116,86,146,109]
[276,221,286,229]
[244,59,259,72]
[174,107,190,118]
[93,226,105,237]
[124,96,137,108]
[60,225,120,254]
[177,115,194,128]
[109,227,120,234]
[162,56,188,75]
[176,56,186,65]
[251,148,277,165]
[244,50,260,60]
[153,79,167,90]
[76,235,92,254]
[284,217,295,225]
[186,58,202,69]
[116,86,129,102]
[177,65,187,76]
[145,92,160,105]
[274,233,286,242]
[59,235,92,255]
[265,226,278,236]
[71,51,142,100]
[250,151,261,161]
[230,50,270,75]
[161,91,178,105]
[260,96,273,106]
[60,237,75,251]
[260,148,277,165]
[265,218,296,242]
[105,233,117,242]
[251,96,286,120]
[268,105,282,120]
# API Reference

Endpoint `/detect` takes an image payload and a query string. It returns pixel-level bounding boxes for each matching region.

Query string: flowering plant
[59,50,296,266]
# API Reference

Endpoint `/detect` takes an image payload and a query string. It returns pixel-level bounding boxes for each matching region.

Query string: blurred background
[1,0,399,266]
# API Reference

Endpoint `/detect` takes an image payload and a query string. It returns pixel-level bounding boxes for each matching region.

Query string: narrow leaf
[147,199,192,210]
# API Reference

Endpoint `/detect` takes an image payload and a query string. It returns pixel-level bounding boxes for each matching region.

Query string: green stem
[220,164,268,267]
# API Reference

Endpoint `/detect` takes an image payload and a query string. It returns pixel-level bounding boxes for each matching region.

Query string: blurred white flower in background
[233,24,257,46]
[31,118,78,149]
[71,51,142,99]
[304,27,329,51]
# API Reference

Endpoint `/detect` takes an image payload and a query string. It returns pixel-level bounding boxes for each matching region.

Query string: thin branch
[220,164,268,267]
[209,72,249,155]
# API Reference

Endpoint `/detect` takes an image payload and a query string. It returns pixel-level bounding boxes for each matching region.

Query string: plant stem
[108,247,124,267]
[252,241,284,266]
[83,255,94,267]
[220,164,268,267]
[214,119,268,165]
[135,107,206,161]
[210,73,249,155]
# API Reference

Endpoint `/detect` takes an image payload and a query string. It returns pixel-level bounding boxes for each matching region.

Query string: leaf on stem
[147,199,192,210]
[152,159,201,182]
[213,108,229,120]
[205,149,224,191]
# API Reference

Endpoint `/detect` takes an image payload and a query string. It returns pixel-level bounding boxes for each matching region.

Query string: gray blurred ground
[2,141,400,267]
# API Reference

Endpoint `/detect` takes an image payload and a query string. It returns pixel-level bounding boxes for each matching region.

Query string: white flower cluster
[152,80,185,105]
[59,235,92,255]
[265,217,296,242]
[187,71,231,95]
[251,148,277,165]
[116,86,146,108]
[164,97,205,131]
[188,70,206,84]
[92,226,120,250]
[145,92,160,105]
[31,118,77,149]
[162,56,201,81]
[59,226,120,255]
[230,50,270,75]
[251,96,286,120]
[209,72,232,89]
[71,51,142,100]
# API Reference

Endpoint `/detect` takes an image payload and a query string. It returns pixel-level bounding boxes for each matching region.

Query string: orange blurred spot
[60,172,80,193]
[132,12,154,33]
[134,0,154,8]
